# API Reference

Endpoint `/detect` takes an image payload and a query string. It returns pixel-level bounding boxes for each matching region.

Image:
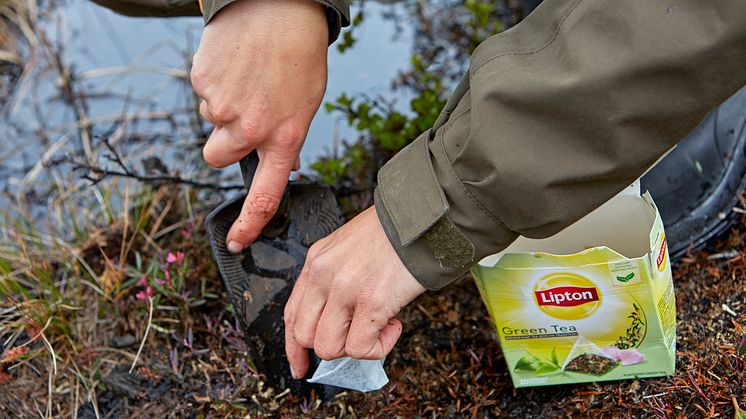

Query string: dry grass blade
[0,50,22,65]
[77,65,189,80]
[129,296,154,373]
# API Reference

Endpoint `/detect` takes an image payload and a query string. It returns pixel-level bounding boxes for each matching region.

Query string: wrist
[201,0,335,44]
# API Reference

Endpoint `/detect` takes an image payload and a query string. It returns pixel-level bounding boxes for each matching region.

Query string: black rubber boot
[642,86,746,260]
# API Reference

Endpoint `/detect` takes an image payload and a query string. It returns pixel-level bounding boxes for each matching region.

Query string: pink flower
[164,270,171,281]
[137,275,148,287]
[136,286,154,300]
[601,346,646,365]
[155,278,167,286]
[166,251,185,265]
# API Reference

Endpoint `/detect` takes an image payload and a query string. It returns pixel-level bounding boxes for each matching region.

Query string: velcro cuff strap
[377,130,449,246]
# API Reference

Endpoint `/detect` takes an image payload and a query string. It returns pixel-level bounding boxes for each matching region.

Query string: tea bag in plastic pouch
[307,357,388,392]
[562,336,609,369]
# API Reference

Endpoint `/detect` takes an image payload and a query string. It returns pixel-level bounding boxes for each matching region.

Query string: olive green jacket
[95,0,746,290]
[377,0,746,290]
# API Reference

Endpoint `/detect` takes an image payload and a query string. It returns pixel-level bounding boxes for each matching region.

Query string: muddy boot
[642,86,746,260]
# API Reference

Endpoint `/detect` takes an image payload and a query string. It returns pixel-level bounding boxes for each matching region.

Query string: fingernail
[289,364,299,379]
[227,241,244,254]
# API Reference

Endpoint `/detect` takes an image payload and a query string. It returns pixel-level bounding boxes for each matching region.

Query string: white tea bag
[307,357,388,392]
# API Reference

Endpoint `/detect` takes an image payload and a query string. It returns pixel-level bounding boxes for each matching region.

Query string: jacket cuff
[375,130,518,290]
[315,0,350,44]
[200,0,350,45]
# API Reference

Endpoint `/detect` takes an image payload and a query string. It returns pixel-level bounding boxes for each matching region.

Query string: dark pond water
[0,0,414,216]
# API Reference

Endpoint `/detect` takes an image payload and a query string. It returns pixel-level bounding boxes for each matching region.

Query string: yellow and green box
[472,183,676,388]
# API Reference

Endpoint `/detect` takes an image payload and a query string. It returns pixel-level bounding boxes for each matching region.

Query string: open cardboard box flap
[479,181,658,267]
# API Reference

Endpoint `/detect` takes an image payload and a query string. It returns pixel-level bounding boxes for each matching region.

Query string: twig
[722,304,737,317]
[706,249,740,260]
[61,135,242,190]
[642,392,668,400]
[130,296,154,373]
[40,32,94,162]
[71,161,242,191]
[101,136,130,175]
[686,370,710,402]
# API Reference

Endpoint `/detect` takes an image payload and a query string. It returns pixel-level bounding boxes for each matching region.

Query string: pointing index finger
[226,152,294,253]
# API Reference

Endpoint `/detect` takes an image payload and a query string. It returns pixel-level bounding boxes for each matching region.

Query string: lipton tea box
[472,183,676,387]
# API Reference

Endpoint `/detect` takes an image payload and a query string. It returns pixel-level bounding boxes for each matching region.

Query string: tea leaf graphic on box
[514,354,542,371]
[514,349,562,376]
[616,272,635,282]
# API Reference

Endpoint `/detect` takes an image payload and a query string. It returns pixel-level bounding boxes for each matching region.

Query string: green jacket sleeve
[89,0,201,18]
[200,0,350,44]
[375,0,746,290]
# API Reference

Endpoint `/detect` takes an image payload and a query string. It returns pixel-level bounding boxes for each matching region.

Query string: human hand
[191,0,328,253]
[284,206,427,379]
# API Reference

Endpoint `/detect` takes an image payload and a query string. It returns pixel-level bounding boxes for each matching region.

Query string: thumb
[377,318,403,356]
[345,315,403,360]
[202,125,255,169]
[226,152,293,252]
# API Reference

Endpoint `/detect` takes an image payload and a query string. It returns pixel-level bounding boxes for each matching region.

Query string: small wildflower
[136,286,154,300]
[137,275,148,287]
[181,223,193,239]
[167,251,185,265]
[155,277,167,286]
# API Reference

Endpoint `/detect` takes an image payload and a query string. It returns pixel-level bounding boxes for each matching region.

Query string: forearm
[376,0,746,290]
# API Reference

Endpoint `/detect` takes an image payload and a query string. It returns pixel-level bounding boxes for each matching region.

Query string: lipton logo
[533,273,602,320]
[656,234,668,272]
[535,286,600,307]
